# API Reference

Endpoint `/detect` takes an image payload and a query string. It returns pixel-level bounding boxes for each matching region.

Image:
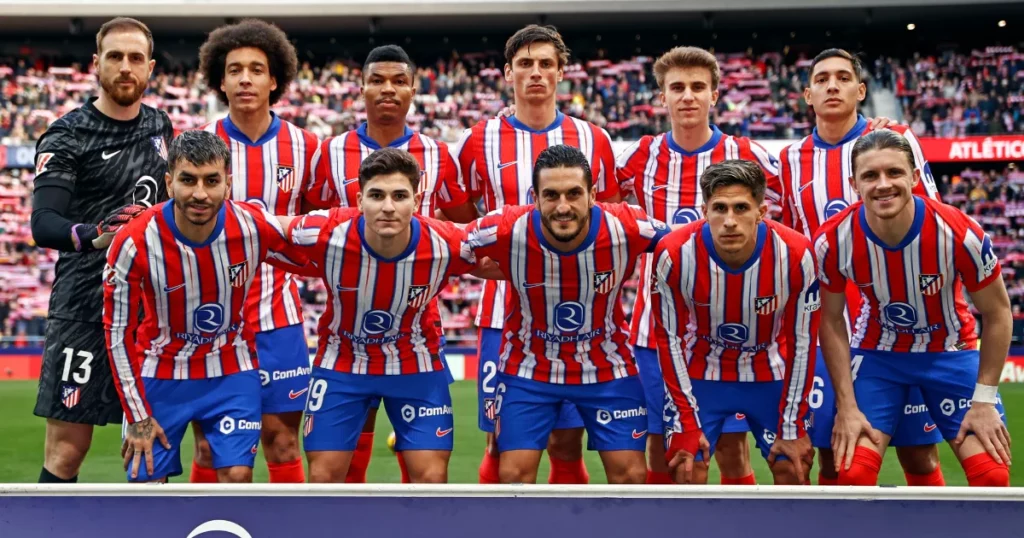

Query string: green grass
[1,380,1020,485]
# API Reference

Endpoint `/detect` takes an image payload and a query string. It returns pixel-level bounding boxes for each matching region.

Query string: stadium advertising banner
[0,144,36,169]
[916,135,1024,162]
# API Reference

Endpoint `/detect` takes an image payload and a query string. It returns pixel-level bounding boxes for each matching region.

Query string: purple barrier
[1,486,1023,538]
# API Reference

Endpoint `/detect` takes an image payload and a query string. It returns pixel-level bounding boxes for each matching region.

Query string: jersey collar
[531,205,601,256]
[163,199,227,248]
[222,112,281,147]
[505,111,565,134]
[356,122,415,150]
[811,114,867,150]
[701,220,767,275]
[858,196,924,251]
[666,125,723,156]
[357,215,421,262]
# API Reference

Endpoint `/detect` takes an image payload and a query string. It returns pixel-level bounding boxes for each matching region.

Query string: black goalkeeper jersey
[33,97,174,323]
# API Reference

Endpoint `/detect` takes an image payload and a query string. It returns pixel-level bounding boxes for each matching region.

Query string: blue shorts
[494,372,647,453]
[368,346,454,410]
[808,349,942,448]
[853,349,1006,442]
[124,371,261,482]
[256,323,312,415]
[686,379,790,462]
[303,367,454,452]
[478,328,583,433]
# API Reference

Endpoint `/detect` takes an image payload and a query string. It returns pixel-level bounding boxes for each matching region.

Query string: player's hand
[667,433,711,484]
[767,435,814,481]
[832,406,882,472]
[123,417,171,479]
[91,204,147,249]
[496,104,516,118]
[866,116,899,130]
[956,402,1011,466]
[471,256,503,280]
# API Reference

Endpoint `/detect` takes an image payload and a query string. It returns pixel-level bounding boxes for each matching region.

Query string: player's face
[702,184,766,257]
[357,173,423,239]
[362,62,414,125]
[93,30,154,107]
[505,42,563,105]
[851,148,921,221]
[660,66,718,131]
[804,57,866,121]
[535,166,595,244]
[222,47,277,113]
[166,159,231,226]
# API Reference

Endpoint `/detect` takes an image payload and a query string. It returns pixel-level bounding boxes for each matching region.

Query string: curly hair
[199,18,298,106]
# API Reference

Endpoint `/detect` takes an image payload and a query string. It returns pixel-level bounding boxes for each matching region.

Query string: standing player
[104,131,307,483]
[780,49,944,486]
[30,17,174,484]
[304,44,477,483]
[815,130,1012,487]
[465,145,662,485]
[652,160,819,485]
[292,148,482,483]
[454,24,620,484]
[188,19,319,484]
[615,46,783,485]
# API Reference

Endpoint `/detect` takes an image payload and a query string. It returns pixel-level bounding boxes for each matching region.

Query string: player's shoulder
[412,130,451,152]
[661,219,704,250]
[779,135,813,159]
[122,201,164,237]
[922,196,973,230]
[140,103,172,125]
[39,106,87,141]
[765,219,813,251]
[418,214,464,240]
[814,201,861,239]
[280,119,321,144]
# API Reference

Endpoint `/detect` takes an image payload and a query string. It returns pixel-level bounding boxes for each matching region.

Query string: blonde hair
[653,46,720,91]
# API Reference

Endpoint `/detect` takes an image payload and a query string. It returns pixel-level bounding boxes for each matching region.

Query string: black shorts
[34,319,123,426]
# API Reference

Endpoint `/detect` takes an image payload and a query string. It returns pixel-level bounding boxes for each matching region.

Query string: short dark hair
[504,24,570,68]
[199,19,298,106]
[363,45,415,80]
[532,145,593,194]
[699,160,767,203]
[359,148,421,192]
[851,130,916,177]
[810,48,864,83]
[96,17,154,59]
[168,130,231,174]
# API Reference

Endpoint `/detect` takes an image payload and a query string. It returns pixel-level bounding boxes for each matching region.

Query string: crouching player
[815,129,1012,486]
[652,160,819,484]
[103,131,307,482]
[288,148,486,483]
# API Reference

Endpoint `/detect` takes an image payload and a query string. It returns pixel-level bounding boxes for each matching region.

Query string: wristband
[972,383,999,404]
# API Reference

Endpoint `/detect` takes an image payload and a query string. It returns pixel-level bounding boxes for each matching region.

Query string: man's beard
[542,211,588,244]
[101,74,146,107]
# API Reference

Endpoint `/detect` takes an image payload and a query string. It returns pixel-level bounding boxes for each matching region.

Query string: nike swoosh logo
[336,285,359,292]
[632,429,647,439]
[102,149,121,160]
[650,184,670,192]
[436,427,453,437]
[855,282,874,288]
[798,181,815,193]
[289,388,309,399]
[497,161,517,170]
[923,423,937,432]
[163,283,185,293]
[523,282,546,289]
[342,177,359,185]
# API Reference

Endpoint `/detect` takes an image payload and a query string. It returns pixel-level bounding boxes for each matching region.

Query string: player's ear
[701,203,707,217]
[269,74,278,93]
[92,54,100,72]
[164,171,173,197]
[710,88,719,108]
[225,172,233,192]
[147,58,156,77]
[856,80,866,103]
[757,201,768,222]
[504,63,513,83]
[356,190,363,212]
[413,190,424,210]
[911,167,921,187]
[803,87,812,106]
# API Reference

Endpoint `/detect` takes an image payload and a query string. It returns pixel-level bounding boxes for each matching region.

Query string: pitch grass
[0,380,1020,485]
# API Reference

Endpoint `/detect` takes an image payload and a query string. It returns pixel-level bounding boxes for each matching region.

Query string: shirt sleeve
[248,204,312,276]
[613,203,670,254]
[433,144,471,210]
[778,246,820,441]
[463,208,511,272]
[955,215,1002,292]
[103,230,150,424]
[451,127,480,202]
[593,126,620,201]
[746,139,784,218]
[431,219,478,276]
[614,137,647,199]
[813,230,847,293]
[31,121,80,192]
[303,138,338,210]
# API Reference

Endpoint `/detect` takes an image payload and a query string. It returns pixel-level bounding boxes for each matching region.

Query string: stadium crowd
[0,45,1022,344]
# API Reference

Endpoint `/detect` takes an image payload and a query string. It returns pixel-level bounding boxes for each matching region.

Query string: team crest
[407,285,430,308]
[61,384,81,409]
[103,263,117,286]
[593,271,615,294]
[755,295,778,315]
[484,398,496,421]
[303,415,314,437]
[228,261,249,288]
[919,274,944,296]
[35,152,54,174]
[276,165,297,192]
[150,137,168,161]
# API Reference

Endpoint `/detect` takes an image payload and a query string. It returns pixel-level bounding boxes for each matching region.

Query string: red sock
[478,449,501,484]
[548,455,589,484]
[189,461,218,483]
[646,470,673,484]
[818,473,839,485]
[397,452,410,484]
[345,432,374,484]
[721,473,756,485]
[963,453,1010,487]
[267,458,305,483]
[905,467,946,486]
[837,447,882,486]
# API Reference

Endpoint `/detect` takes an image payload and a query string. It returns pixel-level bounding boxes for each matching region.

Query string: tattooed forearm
[128,418,154,440]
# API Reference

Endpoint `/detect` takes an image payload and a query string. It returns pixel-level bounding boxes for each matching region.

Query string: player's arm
[302,139,338,211]
[249,206,314,277]
[747,139,784,220]
[434,146,479,223]
[593,127,622,203]
[776,149,796,229]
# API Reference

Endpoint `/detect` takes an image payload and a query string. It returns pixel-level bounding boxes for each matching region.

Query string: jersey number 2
[61,347,93,384]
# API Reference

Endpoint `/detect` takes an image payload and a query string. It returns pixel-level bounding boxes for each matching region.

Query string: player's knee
[261,425,300,463]
[547,429,584,461]
[498,463,534,484]
[691,460,710,484]
[410,465,448,484]
[895,444,939,475]
[217,466,253,483]
[964,453,1010,487]
[770,460,800,485]
[44,425,92,476]
[612,463,648,485]
[837,447,882,486]
[817,450,838,480]
[714,436,751,478]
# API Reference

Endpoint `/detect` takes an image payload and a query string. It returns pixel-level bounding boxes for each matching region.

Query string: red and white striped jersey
[814,196,1001,353]
[203,114,319,333]
[651,219,820,441]
[103,201,306,423]
[465,202,668,385]
[780,117,940,237]
[287,208,476,375]
[615,127,783,349]
[304,123,468,216]
[452,112,618,330]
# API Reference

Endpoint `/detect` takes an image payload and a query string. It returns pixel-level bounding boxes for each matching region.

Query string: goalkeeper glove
[71,204,147,251]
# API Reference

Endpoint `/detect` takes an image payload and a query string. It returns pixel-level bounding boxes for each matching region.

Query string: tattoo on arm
[129,418,154,440]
